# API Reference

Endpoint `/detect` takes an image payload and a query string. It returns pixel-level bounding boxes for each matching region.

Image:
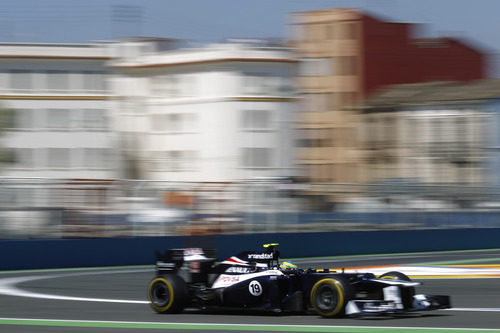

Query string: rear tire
[148,275,188,314]
[310,277,352,318]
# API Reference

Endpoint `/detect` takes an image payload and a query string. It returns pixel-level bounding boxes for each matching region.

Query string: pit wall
[1,228,500,270]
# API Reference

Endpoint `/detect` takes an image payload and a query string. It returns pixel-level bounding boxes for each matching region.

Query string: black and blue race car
[147,243,450,317]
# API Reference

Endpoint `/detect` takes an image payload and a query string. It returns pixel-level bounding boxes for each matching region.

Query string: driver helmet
[280,261,297,271]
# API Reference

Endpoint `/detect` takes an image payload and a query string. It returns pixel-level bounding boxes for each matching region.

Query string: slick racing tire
[148,275,188,314]
[310,277,352,318]
[379,271,415,310]
[379,271,411,281]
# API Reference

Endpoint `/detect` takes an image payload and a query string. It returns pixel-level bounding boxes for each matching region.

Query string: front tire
[379,271,411,281]
[148,275,188,314]
[310,277,351,318]
[379,271,415,310]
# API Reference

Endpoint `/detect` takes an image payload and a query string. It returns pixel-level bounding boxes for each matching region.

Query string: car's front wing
[345,293,451,316]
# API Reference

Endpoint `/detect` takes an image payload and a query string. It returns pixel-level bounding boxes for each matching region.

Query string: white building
[110,40,299,182]
[361,81,493,186]
[0,42,115,180]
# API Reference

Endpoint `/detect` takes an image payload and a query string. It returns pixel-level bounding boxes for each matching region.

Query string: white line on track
[344,265,500,277]
[445,308,500,312]
[0,269,150,304]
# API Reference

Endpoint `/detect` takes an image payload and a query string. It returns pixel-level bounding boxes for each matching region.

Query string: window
[168,151,181,171]
[296,128,331,148]
[10,70,32,91]
[82,71,106,92]
[336,57,357,76]
[151,114,166,132]
[243,74,268,95]
[81,109,107,129]
[179,75,196,97]
[151,75,167,96]
[405,118,417,148]
[184,113,197,131]
[366,117,376,150]
[152,113,196,132]
[162,150,197,171]
[296,129,311,147]
[84,148,109,169]
[326,24,335,40]
[46,70,69,92]
[307,24,323,41]
[166,76,179,97]
[149,151,167,171]
[16,148,34,168]
[341,22,357,40]
[0,186,33,207]
[340,92,358,107]
[291,24,306,42]
[0,108,16,129]
[14,109,34,129]
[329,92,339,109]
[277,76,293,94]
[299,58,333,76]
[317,93,330,112]
[151,74,191,97]
[47,148,70,168]
[241,110,270,130]
[46,109,71,129]
[300,93,331,112]
[242,148,272,168]
[181,150,197,171]
[300,94,314,112]
[166,114,180,132]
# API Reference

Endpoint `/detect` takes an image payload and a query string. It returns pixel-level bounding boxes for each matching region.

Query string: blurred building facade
[0,43,114,181]
[110,40,298,182]
[360,80,500,189]
[290,8,485,186]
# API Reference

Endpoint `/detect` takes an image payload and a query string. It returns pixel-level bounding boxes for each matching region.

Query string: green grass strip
[0,318,499,333]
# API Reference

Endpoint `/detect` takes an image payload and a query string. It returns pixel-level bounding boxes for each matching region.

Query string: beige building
[290,9,362,185]
[289,8,485,191]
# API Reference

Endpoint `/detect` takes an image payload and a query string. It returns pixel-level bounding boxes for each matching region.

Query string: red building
[291,8,485,185]
[361,14,484,95]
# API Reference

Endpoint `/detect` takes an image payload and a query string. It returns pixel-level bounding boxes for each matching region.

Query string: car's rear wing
[155,248,217,274]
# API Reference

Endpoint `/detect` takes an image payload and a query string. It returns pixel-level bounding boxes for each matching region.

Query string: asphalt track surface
[0,249,500,333]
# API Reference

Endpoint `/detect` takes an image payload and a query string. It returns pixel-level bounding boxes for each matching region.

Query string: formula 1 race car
[147,244,450,317]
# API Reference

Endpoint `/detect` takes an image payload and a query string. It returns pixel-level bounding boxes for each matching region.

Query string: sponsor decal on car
[248,253,274,260]
[183,248,203,255]
[225,266,252,273]
[212,270,284,289]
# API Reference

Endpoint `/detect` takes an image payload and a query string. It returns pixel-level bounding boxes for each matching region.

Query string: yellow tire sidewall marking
[310,278,345,317]
[148,277,174,312]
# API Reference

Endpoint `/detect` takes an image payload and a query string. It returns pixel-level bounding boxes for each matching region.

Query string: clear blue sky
[1,0,499,55]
